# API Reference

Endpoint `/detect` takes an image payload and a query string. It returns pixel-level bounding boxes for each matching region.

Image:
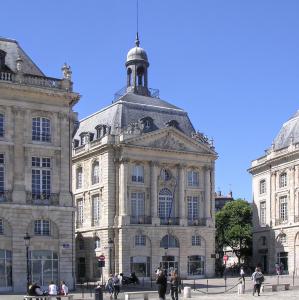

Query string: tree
[216,199,252,265]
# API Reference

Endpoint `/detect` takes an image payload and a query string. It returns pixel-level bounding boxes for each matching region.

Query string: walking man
[251,267,264,296]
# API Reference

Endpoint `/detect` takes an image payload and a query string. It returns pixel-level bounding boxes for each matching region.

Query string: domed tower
[126,33,150,96]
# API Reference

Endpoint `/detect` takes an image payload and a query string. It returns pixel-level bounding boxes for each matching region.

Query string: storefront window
[188,255,205,276]
[277,252,288,274]
[0,250,12,288]
[130,256,150,277]
[30,250,58,287]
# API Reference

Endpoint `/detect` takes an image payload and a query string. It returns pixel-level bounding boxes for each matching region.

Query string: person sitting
[48,281,60,299]
[28,282,46,299]
[60,280,69,295]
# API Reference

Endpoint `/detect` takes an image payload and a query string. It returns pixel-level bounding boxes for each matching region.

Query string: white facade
[72,36,217,281]
[0,38,80,292]
[249,111,299,274]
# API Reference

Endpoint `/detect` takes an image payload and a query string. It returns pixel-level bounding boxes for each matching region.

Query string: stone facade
[73,36,217,281]
[0,38,80,292]
[249,111,299,275]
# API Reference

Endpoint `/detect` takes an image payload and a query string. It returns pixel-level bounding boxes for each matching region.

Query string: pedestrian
[48,281,60,299]
[240,266,245,283]
[60,280,69,295]
[113,273,120,299]
[251,267,264,296]
[28,282,46,299]
[156,269,167,300]
[170,271,180,300]
[275,263,280,275]
[106,274,115,300]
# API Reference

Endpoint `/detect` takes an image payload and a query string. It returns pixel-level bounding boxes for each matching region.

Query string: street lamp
[108,237,114,275]
[24,232,31,293]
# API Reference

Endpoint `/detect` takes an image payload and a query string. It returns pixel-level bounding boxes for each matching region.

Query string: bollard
[207,279,208,293]
[293,271,295,286]
[94,285,103,300]
[224,275,227,291]
[193,279,196,291]
[238,282,245,295]
[184,286,191,299]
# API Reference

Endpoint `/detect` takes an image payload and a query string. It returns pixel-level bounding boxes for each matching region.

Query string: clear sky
[2,0,299,200]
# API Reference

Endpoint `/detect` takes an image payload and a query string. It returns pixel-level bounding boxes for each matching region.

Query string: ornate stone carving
[148,134,187,151]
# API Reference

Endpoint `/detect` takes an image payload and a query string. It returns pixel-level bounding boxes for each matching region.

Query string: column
[119,159,129,225]
[12,106,26,203]
[289,166,295,222]
[150,161,159,225]
[270,172,276,226]
[204,166,211,223]
[178,164,186,225]
[295,166,299,219]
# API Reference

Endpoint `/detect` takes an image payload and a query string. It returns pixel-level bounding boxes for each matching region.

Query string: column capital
[150,160,160,167]
[119,157,130,164]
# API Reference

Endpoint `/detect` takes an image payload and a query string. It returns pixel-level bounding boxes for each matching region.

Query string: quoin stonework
[72,34,217,281]
[249,111,299,275]
[0,38,80,292]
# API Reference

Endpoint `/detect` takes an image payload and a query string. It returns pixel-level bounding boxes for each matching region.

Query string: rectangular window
[132,165,144,183]
[279,173,287,188]
[260,202,266,226]
[187,196,199,220]
[279,196,288,222]
[131,192,145,217]
[188,171,199,187]
[76,167,83,189]
[32,157,51,200]
[259,180,266,194]
[192,236,201,246]
[34,220,50,236]
[32,117,51,142]
[135,235,146,246]
[92,195,100,224]
[77,199,84,225]
[0,114,4,137]
[0,219,3,234]
[0,154,4,194]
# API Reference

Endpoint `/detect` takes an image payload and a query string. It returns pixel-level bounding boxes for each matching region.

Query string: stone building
[249,111,299,274]
[0,38,79,292]
[72,35,217,280]
[214,190,233,212]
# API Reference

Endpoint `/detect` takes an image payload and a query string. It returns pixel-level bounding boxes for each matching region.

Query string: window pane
[0,114,4,137]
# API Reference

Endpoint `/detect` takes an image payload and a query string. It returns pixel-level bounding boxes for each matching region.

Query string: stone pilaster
[178,164,186,225]
[204,166,211,223]
[150,161,159,225]
[119,158,129,225]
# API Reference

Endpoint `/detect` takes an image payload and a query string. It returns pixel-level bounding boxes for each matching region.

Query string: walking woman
[156,269,167,300]
[170,271,180,300]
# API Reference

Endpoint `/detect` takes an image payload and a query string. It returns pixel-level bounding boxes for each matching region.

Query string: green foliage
[216,199,252,263]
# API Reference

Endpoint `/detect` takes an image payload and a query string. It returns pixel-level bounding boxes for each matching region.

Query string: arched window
[32,117,51,142]
[158,188,173,220]
[91,161,99,185]
[160,235,179,248]
[137,66,144,86]
[76,167,83,189]
[127,68,132,86]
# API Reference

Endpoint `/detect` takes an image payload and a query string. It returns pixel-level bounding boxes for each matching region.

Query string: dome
[126,46,148,63]
[273,110,299,150]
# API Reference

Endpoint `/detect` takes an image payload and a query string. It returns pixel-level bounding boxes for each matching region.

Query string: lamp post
[108,237,114,275]
[24,232,31,293]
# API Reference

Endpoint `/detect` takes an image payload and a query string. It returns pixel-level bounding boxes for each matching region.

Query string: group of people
[156,269,181,300]
[105,273,121,299]
[27,280,69,299]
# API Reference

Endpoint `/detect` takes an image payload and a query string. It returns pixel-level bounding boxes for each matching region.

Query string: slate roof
[273,110,299,150]
[74,92,196,140]
[0,37,44,76]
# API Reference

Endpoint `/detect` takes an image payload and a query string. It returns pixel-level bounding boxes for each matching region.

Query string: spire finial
[135,32,140,47]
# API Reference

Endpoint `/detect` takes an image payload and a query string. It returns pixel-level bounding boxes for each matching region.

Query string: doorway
[160,256,178,275]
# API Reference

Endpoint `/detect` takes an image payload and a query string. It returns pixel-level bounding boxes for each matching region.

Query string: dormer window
[95,125,108,139]
[140,116,153,132]
[166,120,179,129]
[0,50,6,70]
[80,132,92,145]
[73,139,79,148]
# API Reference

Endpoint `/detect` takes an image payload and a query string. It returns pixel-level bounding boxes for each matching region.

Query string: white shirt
[61,284,69,295]
[48,284,58,295]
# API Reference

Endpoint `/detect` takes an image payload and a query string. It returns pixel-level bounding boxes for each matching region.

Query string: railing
[275,218,288,226]
[130,215,152,225]
[26,192,59,205]
[113,86,160,101]
[0,190,12,203]
[188,218,207,226]
[0,71,69,91]
[160,217,180,225]
[0,71,13,82]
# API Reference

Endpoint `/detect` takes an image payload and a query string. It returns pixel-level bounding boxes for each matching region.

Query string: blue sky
[2,0,299,200]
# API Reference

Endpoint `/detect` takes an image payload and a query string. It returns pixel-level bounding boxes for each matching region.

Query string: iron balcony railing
[130,215,152,225]
[160,217,180,225]
[26,192,59,205]
[0,190,12,203]
[187,218,207,226]
[113,86,160,101]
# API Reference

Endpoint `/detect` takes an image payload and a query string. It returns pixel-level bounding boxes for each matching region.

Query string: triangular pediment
[124,128,216,155]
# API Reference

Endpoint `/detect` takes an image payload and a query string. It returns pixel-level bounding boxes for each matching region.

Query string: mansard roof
[74,92,196,140]
[0,37,44,76]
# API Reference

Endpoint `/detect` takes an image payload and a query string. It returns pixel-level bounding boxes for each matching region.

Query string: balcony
[130,215,152,225]
[26,192,59,206]
[275,218,288,226]
[160,217,180,225]
[0,190,12,203]
[188,218,207,226]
